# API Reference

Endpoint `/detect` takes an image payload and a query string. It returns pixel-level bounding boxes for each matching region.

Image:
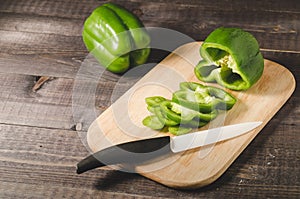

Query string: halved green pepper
[173,82,236,112]
[195,27,264,90]
[82,3,151,73]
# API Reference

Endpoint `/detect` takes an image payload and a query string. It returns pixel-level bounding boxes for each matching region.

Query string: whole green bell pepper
[194,27,264,90]
[82,3,151,73]
[173,82,236,112]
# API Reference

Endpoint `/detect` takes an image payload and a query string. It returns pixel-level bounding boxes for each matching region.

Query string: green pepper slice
[154,106,179,126]
[168,118,208,135]
[160,100,217,124]
[142,115,164,130]
[194,27,264,90]
[145,96,167,114]
[168,126,193,136]
[173,82,236,112]
[82,3,151,73]
[145,96,178,126]
[145,96,167,107]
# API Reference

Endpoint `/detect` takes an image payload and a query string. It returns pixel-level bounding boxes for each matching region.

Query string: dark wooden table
[0,0,299,198]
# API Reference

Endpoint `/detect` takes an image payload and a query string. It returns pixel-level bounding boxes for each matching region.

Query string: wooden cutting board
[87,42,295,189]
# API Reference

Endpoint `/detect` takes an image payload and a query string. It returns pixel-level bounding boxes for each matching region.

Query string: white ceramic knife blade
[170,121,262,153]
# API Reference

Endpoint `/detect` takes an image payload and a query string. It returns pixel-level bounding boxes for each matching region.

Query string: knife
[76,121,262,174]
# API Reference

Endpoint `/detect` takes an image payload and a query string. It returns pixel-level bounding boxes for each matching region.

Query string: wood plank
[0,182,157,199]
[0,9,86,78]
[0,31,85,53]
[0,12,83,36]
[0,0,101,19]
[0,71,135,130]
[261,51,300,71]
[2,0,299,18]
[0,53,82,78]
[0,0,299,78]
[0,73,75,129]
[0,124,154,199]
[117,0,300,53]
[0,124,88,163]
[0,27,85,78]
[1,0,299,47]
[0,123,298,198]
[1,1,298,47]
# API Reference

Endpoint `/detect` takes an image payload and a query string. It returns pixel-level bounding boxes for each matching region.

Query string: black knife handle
[76,136,171,174]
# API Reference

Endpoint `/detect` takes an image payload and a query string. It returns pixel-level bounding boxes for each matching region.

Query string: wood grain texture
[87,42,296,188]
[0,70,132,130]
[0,0,299,78]
[0,119,299,198]
[0,0,299,198]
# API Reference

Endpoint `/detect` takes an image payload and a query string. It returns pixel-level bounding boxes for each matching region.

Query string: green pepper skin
[168,126,193,136]
[173,82,236,112]
[142,115,164,130]
[145,96,167,114]
[145,97,179,126]
[153,106,179,126]
[82,3,151,73]
[160,100,218,124]
[195,27,264,90]
[145,96,167,107]
[103,3,150,50]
